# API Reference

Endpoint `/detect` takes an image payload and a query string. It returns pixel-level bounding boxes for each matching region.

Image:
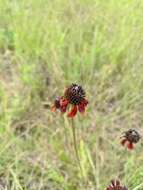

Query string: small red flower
[51,84,88,118]
[121,129,140,150]
[106,179,128,190]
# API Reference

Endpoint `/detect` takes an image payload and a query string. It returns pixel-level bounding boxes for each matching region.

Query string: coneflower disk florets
[64,83,86,105]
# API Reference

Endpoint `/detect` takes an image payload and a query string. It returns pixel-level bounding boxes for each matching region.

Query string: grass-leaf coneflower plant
[120,129,140,150]
[106,179,128,190]
[51,83,88,178]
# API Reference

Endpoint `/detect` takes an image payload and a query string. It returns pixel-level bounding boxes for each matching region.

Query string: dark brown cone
[64,83,85,105]
[125,129,140,144]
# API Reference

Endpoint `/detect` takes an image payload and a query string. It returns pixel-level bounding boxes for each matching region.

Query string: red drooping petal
[121,138,128,146]
[60,106,67,113]
[60,98,69,107]
[78,98,88,114]
[78,103,85,113]
[83,99,88,106]
[127,142,134,150]
[60,103,68,113]
[67,105,77,118]
[60,98,69,113]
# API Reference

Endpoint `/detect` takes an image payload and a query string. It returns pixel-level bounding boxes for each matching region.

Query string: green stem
[71,119,83,178]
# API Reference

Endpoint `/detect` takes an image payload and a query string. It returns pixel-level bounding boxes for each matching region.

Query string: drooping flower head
[51,83,88,118]
[121,129,140,150]
[106,179,128,190]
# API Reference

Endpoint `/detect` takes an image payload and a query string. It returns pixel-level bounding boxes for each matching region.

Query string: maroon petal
[127,142,134,150]
[60,98,69,107]
[83,98,88,106]
[59,98,69,113]
[78,99,88,114]
[78,103,85,113]
[67,106,78,118]
[60,105,67,113]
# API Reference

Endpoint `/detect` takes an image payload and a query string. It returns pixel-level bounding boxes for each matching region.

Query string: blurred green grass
[0,0,143,189]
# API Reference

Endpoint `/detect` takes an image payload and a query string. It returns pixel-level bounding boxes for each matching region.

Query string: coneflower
[106,179,128,190]
[51,84,88,178]
[51,83,88,118]
[121,129,140,150]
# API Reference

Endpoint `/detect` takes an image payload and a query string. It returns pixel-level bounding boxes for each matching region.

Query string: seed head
[64,83,85,105]
[124,129,140,144]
